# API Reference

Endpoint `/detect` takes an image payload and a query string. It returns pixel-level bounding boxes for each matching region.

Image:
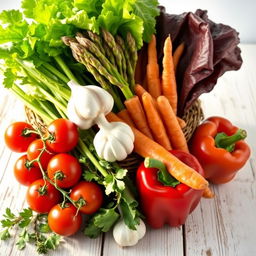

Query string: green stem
[144,158,169,179]
[121,86,134,100]
[42,62,69,84]
[144,158,179,187]
[215,129,247,152]
[77,139,108,177]
[54,56,79,84]
[15,58,70,101]
[11,85,52,124]
[38,87,67,113]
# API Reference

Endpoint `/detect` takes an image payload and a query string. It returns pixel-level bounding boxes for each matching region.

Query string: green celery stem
[54,55,79,84]
[42,62,69,83]
[216,129,247,149]
[78,139,108,177]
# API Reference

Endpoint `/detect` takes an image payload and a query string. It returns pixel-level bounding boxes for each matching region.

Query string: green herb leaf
[0,228,11,240]
[115,168,128,179]
[38,223,51,233]
[84,207,119,238]
[16,229,30,250]
[3,208,15,220]
[18,208,33,228]
[44,234,61,250]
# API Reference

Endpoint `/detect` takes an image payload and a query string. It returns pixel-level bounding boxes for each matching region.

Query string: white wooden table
[0,44,255,256]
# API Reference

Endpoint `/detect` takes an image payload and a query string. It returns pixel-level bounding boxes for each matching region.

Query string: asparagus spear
[126,32,138,72]
[87,31,105,55]
[102,29,123,77]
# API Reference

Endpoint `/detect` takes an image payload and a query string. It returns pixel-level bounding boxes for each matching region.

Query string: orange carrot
[124,96,153,139]
[142,92,172,150]
[162,35,178,114]
[135,84,186,129]
[157,96,189,153]
[106,112,208,190]
[203,186,215,198]
[117,109,135,127]
[173,42,185,73]
[146,35,161,98]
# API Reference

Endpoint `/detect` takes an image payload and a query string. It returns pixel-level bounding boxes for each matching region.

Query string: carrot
[157,96,189,153]
[162,35,178,114]
[124,96,153,139]
[202,186,215,198]
[173,42,185,73]
[142,92,172,150]
[106,112,208,190]
[117,109,135,127]
[146,35,161,98]
[135,84,186,129]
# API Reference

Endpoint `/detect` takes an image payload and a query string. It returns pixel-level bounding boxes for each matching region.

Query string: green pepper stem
[144,158,170,181]
[215,129,247,152]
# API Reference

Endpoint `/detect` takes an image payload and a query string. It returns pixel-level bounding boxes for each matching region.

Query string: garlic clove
[68,80,102,120]
[67,99,93,129]
[86,86,114,115]
[113,218,146,247]
[102,142,116,162]
[109,137,127,161]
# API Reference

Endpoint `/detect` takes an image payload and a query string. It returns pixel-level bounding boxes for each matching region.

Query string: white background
[0,0,255,43]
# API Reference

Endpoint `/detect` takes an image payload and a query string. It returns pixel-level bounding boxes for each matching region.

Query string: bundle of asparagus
[62,30,138,111]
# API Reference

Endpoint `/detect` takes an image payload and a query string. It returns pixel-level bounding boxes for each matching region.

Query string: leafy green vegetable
[84,207,119,238]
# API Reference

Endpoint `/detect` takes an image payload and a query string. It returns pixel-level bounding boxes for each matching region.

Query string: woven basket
[25,100,204,172]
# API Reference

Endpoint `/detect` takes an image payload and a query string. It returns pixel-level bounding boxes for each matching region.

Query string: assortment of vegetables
[0,0,251,254]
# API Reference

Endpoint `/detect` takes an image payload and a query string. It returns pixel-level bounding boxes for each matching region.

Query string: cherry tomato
[46,119,79,153]
[27,139,54,170]
[4,122,37,152]
[14,154,42,186]
[47,153,82,188]
[26,179,62,213]
[70,181,103,214]
[48,203,82,236]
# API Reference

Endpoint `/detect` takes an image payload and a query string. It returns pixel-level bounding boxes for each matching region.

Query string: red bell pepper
[136,150,204,228]
[190,116,251,184]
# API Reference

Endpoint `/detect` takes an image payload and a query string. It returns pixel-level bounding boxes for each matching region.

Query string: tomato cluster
[4,119,103,237]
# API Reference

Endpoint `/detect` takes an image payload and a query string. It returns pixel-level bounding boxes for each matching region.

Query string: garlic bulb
[67,80,114,129]
[113,218,146,247]
[93,114,134,162]
[66,81,134,162]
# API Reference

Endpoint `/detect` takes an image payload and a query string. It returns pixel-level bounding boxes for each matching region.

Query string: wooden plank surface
[0,44,255,256]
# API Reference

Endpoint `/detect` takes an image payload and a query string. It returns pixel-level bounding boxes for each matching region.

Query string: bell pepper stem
[144,158,170,182]
[215,129,247,152]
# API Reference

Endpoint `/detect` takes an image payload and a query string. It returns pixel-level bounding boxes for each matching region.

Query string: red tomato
[26,179,62,213]
[27,139,54,170]
[4,122,37,152]
[48,203,82,236]
[70,181,103,214]
[47,153,82,188]
[46,119,79,153]
[14,154,42,186]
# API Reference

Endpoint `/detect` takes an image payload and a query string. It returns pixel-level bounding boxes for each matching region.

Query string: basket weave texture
[25,100,204,172]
